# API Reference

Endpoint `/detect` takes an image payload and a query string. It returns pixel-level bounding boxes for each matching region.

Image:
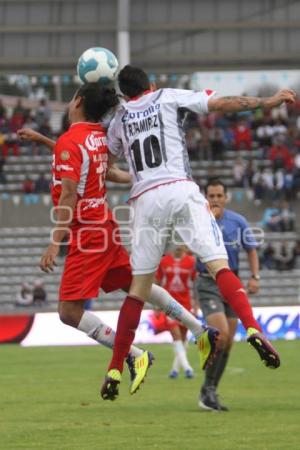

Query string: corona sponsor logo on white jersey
[108,88,216,200]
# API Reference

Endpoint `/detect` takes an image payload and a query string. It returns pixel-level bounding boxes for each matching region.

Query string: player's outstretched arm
[106,153,131,184]
[17,128,56,151]
[208,89,296,113]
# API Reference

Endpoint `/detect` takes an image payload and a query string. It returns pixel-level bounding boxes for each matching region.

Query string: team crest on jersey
[60,150,70,161]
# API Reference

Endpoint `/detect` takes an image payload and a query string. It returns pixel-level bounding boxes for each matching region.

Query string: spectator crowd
[261,201,296,232]
[15,279,47,307]
[260,240,300,271]
[1,93,300,205]
[0,97,54,190]
[184,98,300,202]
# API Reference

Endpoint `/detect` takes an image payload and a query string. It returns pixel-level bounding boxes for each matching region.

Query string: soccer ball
[77,47,119,85]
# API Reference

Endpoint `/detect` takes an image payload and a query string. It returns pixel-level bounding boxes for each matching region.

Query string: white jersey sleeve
[166,88,216,114]
[107,115,124,158]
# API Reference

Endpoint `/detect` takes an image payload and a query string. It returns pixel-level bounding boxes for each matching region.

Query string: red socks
[108,295,144,372]
[216,268,262,332]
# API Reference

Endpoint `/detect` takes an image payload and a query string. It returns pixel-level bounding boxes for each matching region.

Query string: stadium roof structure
[0,0,300,75]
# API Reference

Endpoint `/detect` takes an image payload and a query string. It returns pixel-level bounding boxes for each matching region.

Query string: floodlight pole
[117,0,130,69]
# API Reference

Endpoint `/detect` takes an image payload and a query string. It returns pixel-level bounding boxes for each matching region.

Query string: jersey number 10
[131,134,165,172]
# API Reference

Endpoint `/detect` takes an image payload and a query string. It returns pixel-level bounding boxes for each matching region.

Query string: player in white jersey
[101,65,295,399]
[108,86,212,199]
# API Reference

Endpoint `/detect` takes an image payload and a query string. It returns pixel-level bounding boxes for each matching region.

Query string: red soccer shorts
[59,220,132,301]
[150,311,181,333]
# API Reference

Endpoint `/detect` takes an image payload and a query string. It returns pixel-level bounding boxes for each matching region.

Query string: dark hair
[118,65,150,98]
[204,178,227,194]
[75,83,119,122]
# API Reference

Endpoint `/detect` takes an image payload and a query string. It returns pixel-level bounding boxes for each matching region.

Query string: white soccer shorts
[130,180,228,275]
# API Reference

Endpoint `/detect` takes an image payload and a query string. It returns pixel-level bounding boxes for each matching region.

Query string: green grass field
[1,340,300,450]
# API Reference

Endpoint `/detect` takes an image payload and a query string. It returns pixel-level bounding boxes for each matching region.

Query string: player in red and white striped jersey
[152,246,196,378]
[156,248,196,312]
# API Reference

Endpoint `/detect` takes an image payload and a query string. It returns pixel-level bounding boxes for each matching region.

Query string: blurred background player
[196,178,260,411]
[152,245,196,378]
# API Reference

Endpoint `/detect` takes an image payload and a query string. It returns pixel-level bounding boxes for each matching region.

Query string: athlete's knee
[130,273,155,300]
[58,302,81,327]
[212,325,231,350]
[218,333,230,350]
[205,259,229,279]
[58,303,71,325]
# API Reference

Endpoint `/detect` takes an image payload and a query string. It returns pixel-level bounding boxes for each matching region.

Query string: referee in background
[196,178,260,411]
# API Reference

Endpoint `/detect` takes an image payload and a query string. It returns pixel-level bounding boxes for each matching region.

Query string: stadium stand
[0,225,299,312]
[0,98,300,312]
[0,147,270,193]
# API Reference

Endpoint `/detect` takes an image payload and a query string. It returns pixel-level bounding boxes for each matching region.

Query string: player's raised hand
[17,128,44,142]
[271,89,297,107]
[40,244,59,273]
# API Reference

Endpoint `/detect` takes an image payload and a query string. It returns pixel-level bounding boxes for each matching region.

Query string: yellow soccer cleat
[129,351,153,395]
[197,326,220,370]
[101,369,122,401]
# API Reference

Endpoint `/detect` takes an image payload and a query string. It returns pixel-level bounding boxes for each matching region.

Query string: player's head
[118,65,150,98]
[68,83,119,123]
[204,178,227,219]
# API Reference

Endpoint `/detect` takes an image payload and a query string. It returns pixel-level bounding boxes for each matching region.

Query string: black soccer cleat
[247,332,280,369]
[100,369,121,401]
[198,386,228,412]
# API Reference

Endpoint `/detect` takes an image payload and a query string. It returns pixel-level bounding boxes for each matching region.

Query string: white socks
[77,311,143,357]
[149,284,203,338]
[171,340,190,372]
[171,355,180,372]
[77,285,204,362]
[172,340,193,372]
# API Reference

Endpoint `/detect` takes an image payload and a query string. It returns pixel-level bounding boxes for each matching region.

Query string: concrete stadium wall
[2,189,300,228]
[0,189,130,227]
[0,0,299,74]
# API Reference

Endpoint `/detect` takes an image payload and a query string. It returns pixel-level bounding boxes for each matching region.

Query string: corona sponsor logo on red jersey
[85,133,107,151]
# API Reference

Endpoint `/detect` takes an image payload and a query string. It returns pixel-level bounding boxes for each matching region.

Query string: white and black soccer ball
[77,47,119,85]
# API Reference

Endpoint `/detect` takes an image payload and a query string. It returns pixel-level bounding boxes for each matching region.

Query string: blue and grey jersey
[196,209,258,273]
[107,88,216,199]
